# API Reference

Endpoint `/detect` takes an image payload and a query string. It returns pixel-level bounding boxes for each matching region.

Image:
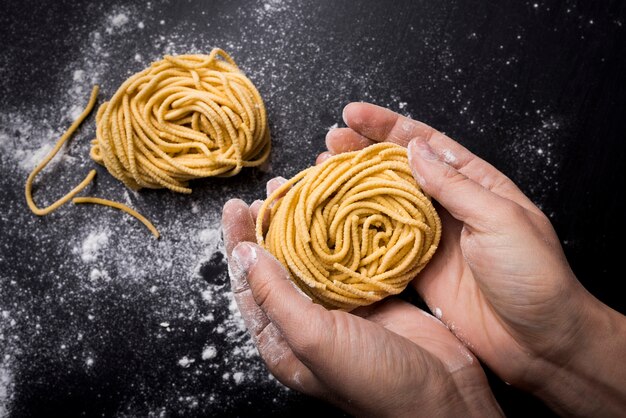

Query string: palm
[355,295,483,375]
[412,209,523,379]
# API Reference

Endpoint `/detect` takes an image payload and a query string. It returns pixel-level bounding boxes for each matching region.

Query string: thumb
[230,243,332,361]
[407,138,509,231]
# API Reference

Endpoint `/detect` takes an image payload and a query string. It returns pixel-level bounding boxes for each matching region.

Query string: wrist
[528,289,626,416]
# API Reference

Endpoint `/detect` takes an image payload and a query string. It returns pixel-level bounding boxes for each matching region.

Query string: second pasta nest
[91,48,271,194]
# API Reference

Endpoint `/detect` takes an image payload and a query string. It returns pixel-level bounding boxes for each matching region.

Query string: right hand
[323,102,626,416]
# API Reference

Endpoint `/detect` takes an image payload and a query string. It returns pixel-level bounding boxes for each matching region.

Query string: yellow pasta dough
[256,143,442,311]
[26,48,269,237]
[91,48,270,193]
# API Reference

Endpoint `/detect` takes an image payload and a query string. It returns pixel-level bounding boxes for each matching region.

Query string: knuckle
[288,307,333,360]
[492,199,527,227]
[439,165,470,194]
[251,274,275,312]
[256,323,286,369]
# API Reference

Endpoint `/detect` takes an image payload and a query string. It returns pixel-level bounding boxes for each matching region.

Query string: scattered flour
[178,356,196,368]
[262,0,287,14]
[73,70,85,82]
[232,372,244,385]
[89,268,110,282]
[79,230,110,263]
[0,359,13,418]
[0,0,576,416]
[17,143,53,172]
[201,346,217,360]
[198,228,220,246]
[110,13,129,27]
[106,13,130,35]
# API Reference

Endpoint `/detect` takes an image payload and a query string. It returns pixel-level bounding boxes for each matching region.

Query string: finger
[316,151,333,165]
[266,176,288,198]
[230,242,325,393]
[249,199,263,227]
[222,200,269,344]
[250,176,288,223]
[222,199,256,258]
[325,127,374,154]
[231,243,325,351]
[342,102,462,150]
[342,102,540,214]
[407,138,512,231]
[254,321,324,394]
[231,242,357,377]
[252,176,290,233]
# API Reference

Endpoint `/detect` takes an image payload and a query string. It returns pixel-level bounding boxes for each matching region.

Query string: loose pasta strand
[24,86,160,237]
[73,197,160,238]
[25,85,100,215]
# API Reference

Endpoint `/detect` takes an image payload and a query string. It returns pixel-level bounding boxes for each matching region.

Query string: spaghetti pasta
[73,197,160,238]
[91,48,270,193]
[256,143,441,311]
[25,48,269,238]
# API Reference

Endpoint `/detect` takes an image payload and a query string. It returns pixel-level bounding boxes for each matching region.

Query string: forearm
[532,297,626,417]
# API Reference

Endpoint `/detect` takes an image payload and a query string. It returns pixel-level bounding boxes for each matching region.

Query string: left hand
[221,184,503,417]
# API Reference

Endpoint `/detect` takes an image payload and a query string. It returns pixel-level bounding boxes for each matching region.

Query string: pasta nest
[257,143,441,310]
[91,48,270,193]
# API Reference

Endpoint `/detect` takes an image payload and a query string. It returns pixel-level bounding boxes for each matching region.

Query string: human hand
[222,185,503,417]
[323,102,626,416]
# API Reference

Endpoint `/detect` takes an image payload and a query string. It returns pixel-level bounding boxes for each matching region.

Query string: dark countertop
[1,0,624,416]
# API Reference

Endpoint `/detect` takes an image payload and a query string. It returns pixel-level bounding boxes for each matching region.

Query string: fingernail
[221,199,248,255]
[229,243,257,291]
[324,128,336,147]
[342,105,350,125]
[407,140,428,187]
[409,138,439,161]
[266,177,287,196]
[250,199,263,215]
[316,152,333,165]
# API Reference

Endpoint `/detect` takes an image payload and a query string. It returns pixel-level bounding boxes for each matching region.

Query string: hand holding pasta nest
[256,143,441,310]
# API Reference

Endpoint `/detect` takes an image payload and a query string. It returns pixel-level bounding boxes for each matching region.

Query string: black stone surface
[0,0,624,417]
